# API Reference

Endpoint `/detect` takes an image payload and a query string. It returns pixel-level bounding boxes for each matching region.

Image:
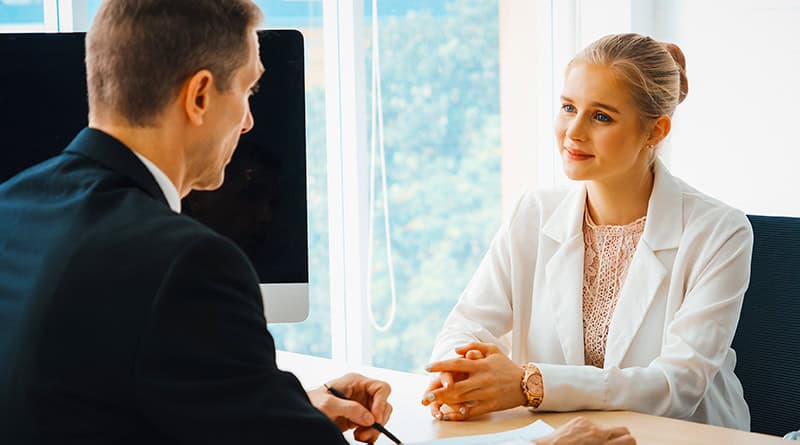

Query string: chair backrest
[732,214,800,436]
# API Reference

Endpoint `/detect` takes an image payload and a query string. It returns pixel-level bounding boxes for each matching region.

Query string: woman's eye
[561,104,576,113]
[595,112,612,123]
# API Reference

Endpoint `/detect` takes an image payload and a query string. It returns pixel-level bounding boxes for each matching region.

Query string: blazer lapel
[542,185,587,365]
[604,159,683,367]
[603,241,667,366]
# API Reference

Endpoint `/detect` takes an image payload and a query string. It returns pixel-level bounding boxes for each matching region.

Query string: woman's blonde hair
[569,33,688,123]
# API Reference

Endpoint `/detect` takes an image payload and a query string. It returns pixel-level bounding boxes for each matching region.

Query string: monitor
[0,30,310,323]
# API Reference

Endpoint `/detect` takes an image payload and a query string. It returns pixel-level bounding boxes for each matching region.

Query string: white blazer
[431,160,752,430]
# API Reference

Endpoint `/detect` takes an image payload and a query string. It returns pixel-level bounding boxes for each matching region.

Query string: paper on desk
[407,419,554,445]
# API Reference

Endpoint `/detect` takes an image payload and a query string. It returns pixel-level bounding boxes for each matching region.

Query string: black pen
[324,383,403,445]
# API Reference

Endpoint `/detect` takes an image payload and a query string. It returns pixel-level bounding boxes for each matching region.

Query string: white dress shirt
[132,152,181,213]
[431,160,752,430]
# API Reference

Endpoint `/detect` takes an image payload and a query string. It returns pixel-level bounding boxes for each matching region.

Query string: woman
[423,33,752,430]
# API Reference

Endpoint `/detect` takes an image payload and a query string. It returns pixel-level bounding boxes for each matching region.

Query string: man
[0,1,388,443]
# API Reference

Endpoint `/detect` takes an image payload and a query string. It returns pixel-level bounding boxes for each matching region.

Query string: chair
[731,215,800,436]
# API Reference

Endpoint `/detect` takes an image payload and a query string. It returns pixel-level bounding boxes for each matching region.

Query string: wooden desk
[277,351,787,444]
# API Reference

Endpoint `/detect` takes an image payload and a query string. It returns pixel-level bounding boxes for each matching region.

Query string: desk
[277,351,787,444]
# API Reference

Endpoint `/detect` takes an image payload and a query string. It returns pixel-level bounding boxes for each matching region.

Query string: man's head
[87,0,262,127]
[86,0,265,194]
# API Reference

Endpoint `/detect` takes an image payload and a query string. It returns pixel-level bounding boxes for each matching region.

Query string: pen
[324,383,403,445]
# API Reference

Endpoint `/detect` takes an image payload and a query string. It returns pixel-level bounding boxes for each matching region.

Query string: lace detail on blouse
[582,210,646,368]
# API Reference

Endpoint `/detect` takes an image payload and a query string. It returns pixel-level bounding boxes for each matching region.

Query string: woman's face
[554,63,653,184]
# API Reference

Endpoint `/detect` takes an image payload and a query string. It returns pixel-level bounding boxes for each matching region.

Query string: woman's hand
[421,349,484,420]
[422,342,526,420]
[534,417,636,445]
[307,373,393,443]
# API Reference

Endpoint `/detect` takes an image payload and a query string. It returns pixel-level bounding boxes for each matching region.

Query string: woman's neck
[585,167,654,226]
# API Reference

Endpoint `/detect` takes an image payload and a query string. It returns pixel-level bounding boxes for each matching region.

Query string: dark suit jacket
[0,128,346,444]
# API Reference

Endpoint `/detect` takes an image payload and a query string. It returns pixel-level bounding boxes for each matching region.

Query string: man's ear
[184,69,214,127]
[647,115,672,147]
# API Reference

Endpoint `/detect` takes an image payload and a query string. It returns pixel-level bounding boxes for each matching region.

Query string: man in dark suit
[0,1,391,443]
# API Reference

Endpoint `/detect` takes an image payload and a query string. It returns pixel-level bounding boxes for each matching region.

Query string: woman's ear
[184,69,214,126]
[648,115,672,147]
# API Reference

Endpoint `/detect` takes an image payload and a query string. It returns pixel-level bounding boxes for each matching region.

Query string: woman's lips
[564,148,594,161]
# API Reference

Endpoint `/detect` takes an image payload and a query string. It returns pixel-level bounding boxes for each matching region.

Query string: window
[0,0,52,32]
[0,0,42,22]
[361,0,501,371]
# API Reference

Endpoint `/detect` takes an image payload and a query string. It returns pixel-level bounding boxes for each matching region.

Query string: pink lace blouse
[582,210,646,368]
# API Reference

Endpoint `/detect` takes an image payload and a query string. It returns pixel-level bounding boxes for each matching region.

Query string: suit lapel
[604,159,683,367]
[542,185,587,365]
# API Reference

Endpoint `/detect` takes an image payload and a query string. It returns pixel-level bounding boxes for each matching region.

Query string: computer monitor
[0,30,310,323]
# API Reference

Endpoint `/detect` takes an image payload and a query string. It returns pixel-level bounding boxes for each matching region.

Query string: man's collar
[131,151,181,213]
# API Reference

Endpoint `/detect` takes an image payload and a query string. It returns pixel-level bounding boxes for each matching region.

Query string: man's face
[190,30,264,191]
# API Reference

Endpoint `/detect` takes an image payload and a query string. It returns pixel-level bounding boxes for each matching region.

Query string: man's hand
[307,373,393,444]
[535,417,635,445]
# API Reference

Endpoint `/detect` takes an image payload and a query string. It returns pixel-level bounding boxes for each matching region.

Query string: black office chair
[731,215,800,436]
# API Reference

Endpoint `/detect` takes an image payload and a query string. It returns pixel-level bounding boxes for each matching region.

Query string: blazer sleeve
[134,234,347,445]
[534,212,753,420]
[430,196,530,362]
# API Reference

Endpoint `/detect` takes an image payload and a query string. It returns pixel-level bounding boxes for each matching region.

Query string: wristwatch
[520,363,544,408]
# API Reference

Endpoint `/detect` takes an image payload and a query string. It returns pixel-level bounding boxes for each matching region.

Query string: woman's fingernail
[442,414,449,421]
[443,381,449,389]
[426,393,436,402]
[434,412,442,420]
[425,364,432,372]
[459,406,467,415]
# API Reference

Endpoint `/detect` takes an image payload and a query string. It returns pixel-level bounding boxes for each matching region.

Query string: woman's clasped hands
[421,342,526,421]
[421,344,636,444]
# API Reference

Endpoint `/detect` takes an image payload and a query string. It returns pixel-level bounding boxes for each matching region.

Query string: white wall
[642,0,800,216]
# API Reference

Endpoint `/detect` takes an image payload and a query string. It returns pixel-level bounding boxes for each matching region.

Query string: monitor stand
[260,283,309,323]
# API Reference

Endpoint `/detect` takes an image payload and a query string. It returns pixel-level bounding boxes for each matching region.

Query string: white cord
[366,0,397,333]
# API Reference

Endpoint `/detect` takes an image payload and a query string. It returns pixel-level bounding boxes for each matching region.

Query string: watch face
[525,368,543,397]
[526,376,540,393]
[522,365,543,407]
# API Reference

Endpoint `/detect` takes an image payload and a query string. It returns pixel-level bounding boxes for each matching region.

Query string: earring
[647,144,655,149]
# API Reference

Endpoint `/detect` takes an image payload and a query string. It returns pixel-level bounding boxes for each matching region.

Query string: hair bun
[662,42,689,104]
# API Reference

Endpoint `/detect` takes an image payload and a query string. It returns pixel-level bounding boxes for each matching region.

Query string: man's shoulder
[144,212,246,264]
[2,149,234,269]
[103,196,233,264]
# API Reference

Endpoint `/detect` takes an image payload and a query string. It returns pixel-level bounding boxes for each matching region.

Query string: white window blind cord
[366,0,397,332]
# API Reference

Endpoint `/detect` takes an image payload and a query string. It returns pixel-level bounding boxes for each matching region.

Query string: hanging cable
[366,0,397,332]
